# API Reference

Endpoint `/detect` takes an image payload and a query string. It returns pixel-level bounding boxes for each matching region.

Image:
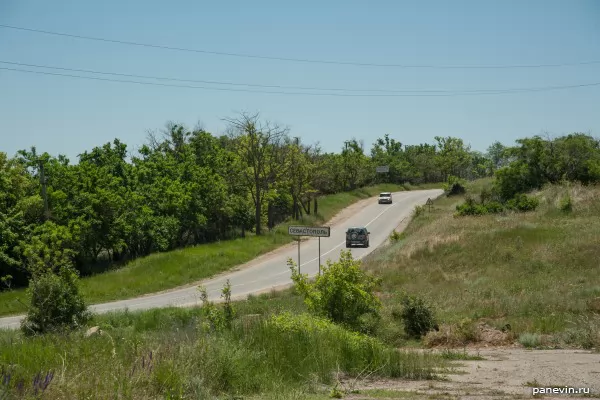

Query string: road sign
[426,198,433,206]
[288,226,330,275]
[376,165,389,173]
[288,226,331,237]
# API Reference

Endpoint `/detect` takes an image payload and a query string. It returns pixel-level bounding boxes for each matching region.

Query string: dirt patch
[340,348,600,399]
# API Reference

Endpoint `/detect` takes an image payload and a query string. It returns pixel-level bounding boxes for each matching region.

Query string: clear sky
[1,0,599,161]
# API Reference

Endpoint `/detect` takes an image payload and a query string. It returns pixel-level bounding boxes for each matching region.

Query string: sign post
[426,197,433,212]
[288,226,331,276]
[318,237,321,275]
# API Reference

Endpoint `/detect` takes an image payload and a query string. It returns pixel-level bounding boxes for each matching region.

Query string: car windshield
[379,193,390,197]
[348,228,366,234]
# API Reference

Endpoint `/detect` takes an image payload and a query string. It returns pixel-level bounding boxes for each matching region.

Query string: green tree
[225,113,289,235]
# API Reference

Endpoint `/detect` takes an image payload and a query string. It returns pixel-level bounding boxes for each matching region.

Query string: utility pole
[343,141,350,191]
[38,159,50,220]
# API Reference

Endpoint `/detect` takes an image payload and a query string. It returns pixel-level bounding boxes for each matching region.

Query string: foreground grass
[0,301,448,399]
[0,183,440,317]
[366,179,600,349]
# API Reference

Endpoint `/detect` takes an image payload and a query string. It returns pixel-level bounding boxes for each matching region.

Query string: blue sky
[0,0,599,161]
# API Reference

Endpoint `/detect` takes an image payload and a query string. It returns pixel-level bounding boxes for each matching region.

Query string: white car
[378,192,392,204]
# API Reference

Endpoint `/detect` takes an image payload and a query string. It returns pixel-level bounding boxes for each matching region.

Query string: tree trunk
[267,202,274,230]
[306,198,311,215]
[255,189,262,235]
[314,196,318,214]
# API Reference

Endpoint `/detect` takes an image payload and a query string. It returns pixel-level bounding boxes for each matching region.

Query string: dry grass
[366,180,600,349]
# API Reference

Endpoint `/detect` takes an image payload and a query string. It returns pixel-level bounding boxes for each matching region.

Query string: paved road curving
[0,189,443,330]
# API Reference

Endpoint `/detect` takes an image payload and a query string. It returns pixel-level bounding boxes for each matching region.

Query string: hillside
[0,180,599,399]
[366,179,600,350]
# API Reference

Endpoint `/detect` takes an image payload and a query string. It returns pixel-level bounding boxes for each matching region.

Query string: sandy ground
[342,347,600,399]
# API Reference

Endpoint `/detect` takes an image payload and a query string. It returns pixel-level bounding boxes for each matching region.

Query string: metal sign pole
[298,237,301,274]
[318,237,321,275]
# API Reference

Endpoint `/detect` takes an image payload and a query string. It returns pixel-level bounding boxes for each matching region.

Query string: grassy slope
[365,179,600,348]
[0,183,440,317]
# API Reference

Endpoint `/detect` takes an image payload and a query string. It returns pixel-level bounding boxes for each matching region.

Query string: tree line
[1,112,598,289]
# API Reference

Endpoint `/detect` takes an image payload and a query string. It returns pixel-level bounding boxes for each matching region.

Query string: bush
[389,230,403,242]
[454,195,503,216]
[505,194,539,212]
[485,201,504,213]
[20,266,91,336]
[455,190,540,217]
[288,250,382,333]
[197,279,236,332]
[443,175,467,197]
[413,205,425,217]
[559,193,573,212]
[399,295,437,339]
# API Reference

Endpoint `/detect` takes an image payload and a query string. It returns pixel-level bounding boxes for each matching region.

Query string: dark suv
[345,227,370,248]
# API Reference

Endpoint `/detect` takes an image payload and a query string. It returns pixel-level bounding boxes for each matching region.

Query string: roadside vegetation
[0,129,599,398]
[0,182,426,317]
[0,254,449,399]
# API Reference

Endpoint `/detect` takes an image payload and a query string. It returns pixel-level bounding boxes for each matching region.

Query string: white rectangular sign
[376,165,389,173]
[288,226,331,237]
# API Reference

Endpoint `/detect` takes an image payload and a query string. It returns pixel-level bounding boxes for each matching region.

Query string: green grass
[438,349,485,361]
[365,179,600,349]
[0,183,441,317]
[0,305,448,399]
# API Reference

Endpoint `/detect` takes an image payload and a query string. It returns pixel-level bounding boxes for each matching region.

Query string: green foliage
[493,133,600,200]
[20,266,91,335]
[455,189,538,216]
[518,333,542,348]
[197,279,236,332]
[289,250,382,333]
[442,175,467,197]
[505,194,539,212]
[389,229,404,242]
[413,205,425,217]
[19,220,78,277]
[2,126,597,296]
[0,308,444,398]
[559,192,573,212]
[398,295,437,339]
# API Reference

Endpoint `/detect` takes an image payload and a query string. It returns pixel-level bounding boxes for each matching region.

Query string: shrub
[443,175,467,197]
[454,195,501,216]
[399,295,437,339]
[518,333,542,348]
[479,188,491,204]
[389,230,403,242]
[485,201,504,213]
[197,279,236,332]
[559,193,573,212]
[505,194,539,212]
[20,266,91,336]
[288,250,382,333]
[413,205,425,217]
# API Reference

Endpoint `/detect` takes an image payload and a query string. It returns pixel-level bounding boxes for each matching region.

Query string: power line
[5,60,598,94]
[1,24,599,70]
[2,66,599,97]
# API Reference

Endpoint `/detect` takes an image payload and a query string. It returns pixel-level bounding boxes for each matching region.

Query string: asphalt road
[0,189,443,330]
